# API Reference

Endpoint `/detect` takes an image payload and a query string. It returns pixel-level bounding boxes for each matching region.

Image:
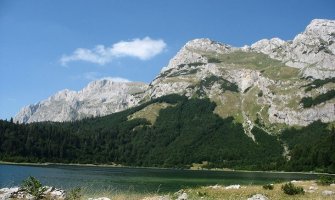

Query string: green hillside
[1,94,334,173]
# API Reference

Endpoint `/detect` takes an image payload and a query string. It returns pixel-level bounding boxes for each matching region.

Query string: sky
[0,0,334,120]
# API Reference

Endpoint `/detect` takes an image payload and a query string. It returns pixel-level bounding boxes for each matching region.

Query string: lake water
[0,164,320,194]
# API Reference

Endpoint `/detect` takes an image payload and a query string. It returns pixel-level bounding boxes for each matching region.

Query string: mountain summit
[250,19,335,79]
[14,79,147,123]
[15,19,335,131]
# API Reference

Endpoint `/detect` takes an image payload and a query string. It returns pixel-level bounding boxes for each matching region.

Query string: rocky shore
[0,186,65,200]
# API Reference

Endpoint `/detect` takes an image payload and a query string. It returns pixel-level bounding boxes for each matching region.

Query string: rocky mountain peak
[250,19,335,79]
[160,38,233,73]
[14,19,335,129]
[14,79,148,123]
[147,19,334,136]
[304,19,335,41]
[184,38,232,53]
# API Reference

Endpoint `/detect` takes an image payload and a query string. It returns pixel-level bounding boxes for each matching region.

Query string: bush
[262,184,274,190]
[258,91,263,97]
[21,176,47,199]
[281,182,304,195]
[317,175,335,186]
[65,187,82,200]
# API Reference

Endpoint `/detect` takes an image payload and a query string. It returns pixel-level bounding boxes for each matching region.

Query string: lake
[0,164,320,194]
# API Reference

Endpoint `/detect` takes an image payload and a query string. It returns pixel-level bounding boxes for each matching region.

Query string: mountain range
[15,19,335,135]
[1,19,335,172]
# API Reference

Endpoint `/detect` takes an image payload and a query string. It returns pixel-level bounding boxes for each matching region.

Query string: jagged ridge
[15,19,335,131]
[14,79,148,123]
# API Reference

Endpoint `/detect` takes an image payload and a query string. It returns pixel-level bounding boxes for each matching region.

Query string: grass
[61,180,335,200]
[212,91,242,122]
[128,102,174,125]
[82,192,149,200]
[204,51,300,81]
[242,87,262,123]
[169,181,335,200]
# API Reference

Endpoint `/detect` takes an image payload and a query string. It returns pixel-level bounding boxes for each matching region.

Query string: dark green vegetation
[21,176,47,199]
[0,95,334,173]
[317,175,335,186]
[281,182,304,195]
[281,123,335,173]
[262,184,274,190]
[207,57,221,63]
[300,90,335,108]
[65,187,82,200]
[190,75,239,96]
[303,77,335,92]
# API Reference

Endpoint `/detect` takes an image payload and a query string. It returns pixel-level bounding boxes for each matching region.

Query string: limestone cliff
[14,79,148,123]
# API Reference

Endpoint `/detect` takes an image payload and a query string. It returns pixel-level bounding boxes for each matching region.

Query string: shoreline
[1,160,334,176]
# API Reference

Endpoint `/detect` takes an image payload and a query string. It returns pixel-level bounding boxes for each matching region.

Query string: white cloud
[60,37,166,66]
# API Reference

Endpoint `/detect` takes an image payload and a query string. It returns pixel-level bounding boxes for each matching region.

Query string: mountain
[1,95,335,172]
[15,19,335,135]
[14,79,148,123]
[146,19,335,138]
[2,19,335,173]
[250,19,335,79]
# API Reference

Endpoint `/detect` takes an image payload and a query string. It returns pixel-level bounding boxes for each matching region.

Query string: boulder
[322,190,334,196]
[247,194,269,200]
[88,198,111,200]
[225,184,240,189]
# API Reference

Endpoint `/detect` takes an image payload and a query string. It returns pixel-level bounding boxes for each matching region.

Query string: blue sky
[0,0,334,120]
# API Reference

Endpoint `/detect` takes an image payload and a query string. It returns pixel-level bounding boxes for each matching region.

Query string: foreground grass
[78,181,335,200]
[174,181,334,200]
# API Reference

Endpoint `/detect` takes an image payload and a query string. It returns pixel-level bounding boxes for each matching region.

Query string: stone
[322,190,334,196]
[0,187,19,200]
[207,184,224,189]
[225,184,240,189]
[306,185,318,193]
[290,180,302,183]
[247,194,269,200]
[177,192,188,200]
[0,186,67,200]
[88,198,111,200]
[141,195,170,200]
[49,189,65,199]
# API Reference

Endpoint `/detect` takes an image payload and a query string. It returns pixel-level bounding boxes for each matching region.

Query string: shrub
[208,57,221,63]
[317,175,335,186]
[65,187,82,200]
[258,91,263,97]
[262,184,274,190]
[281,182,304,195]
[21,176,47,199]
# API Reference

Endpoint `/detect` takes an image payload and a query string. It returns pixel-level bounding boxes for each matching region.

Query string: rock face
[14,19,335,132]
[14,79,148,123]
[247,194,269,200]
[146,19,335,137]
[249,19,335,79]
[0,186,65,200]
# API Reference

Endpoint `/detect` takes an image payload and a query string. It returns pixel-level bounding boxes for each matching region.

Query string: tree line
[0,94,334,173]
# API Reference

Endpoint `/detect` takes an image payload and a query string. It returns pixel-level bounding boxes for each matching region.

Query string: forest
[0,94,334,173]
